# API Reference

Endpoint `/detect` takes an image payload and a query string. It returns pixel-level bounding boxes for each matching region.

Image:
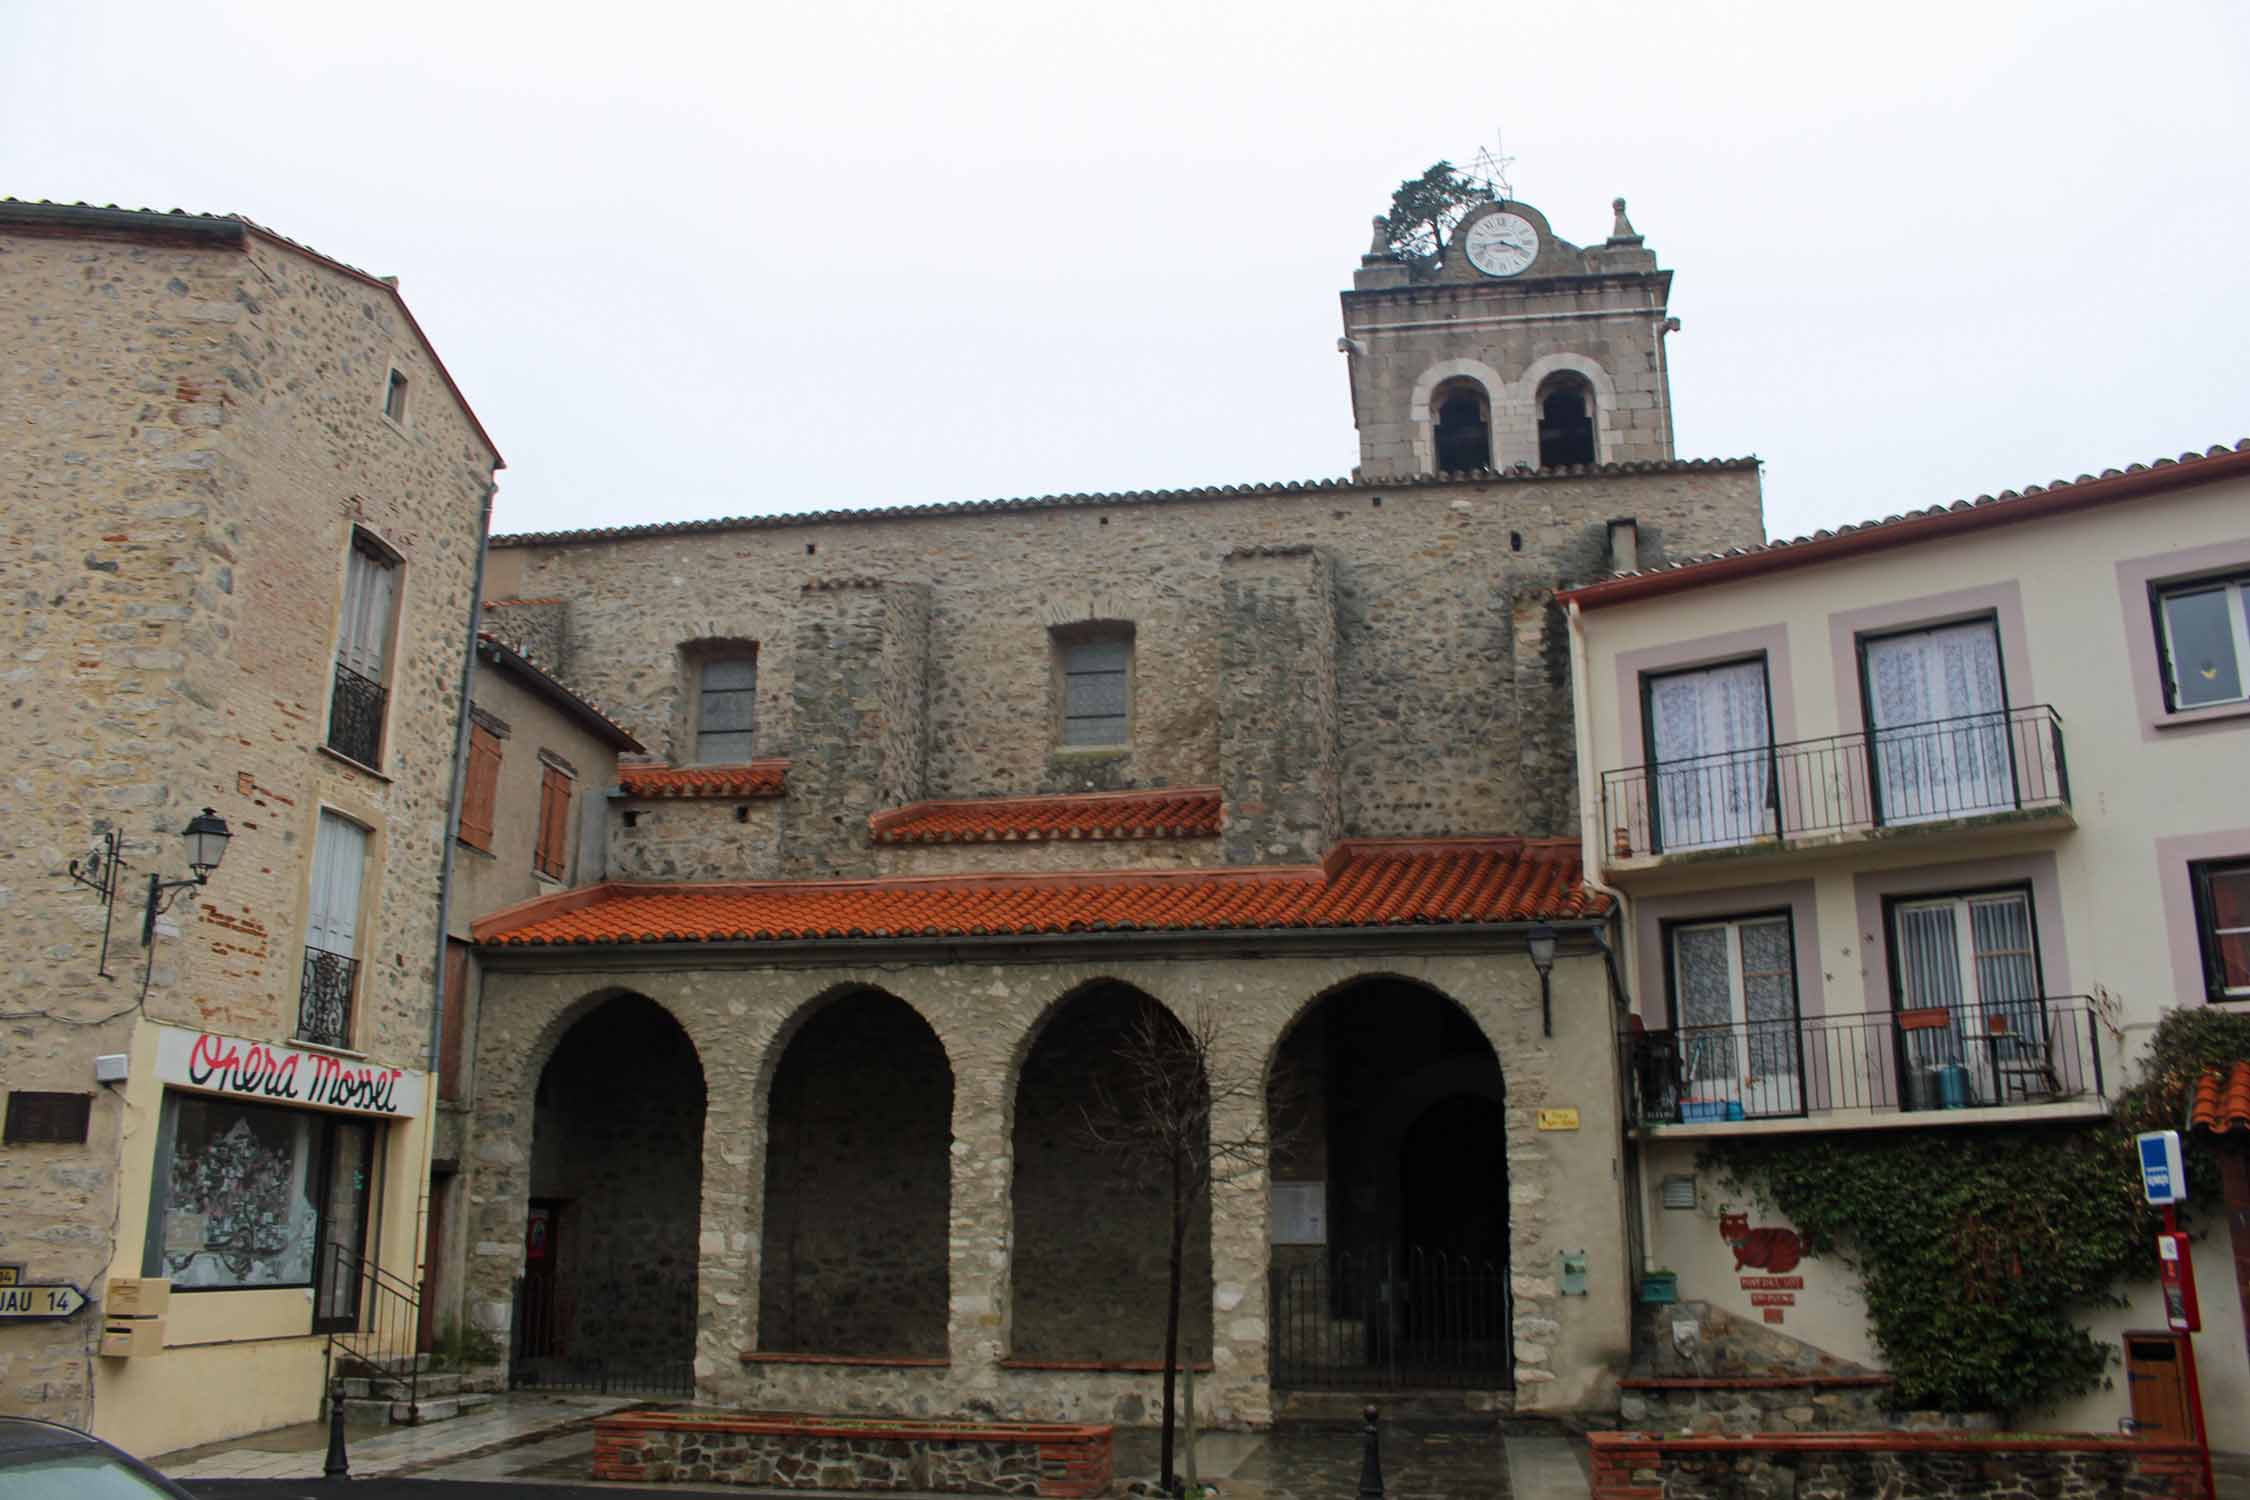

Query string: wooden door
[2122,1332,2193,1441]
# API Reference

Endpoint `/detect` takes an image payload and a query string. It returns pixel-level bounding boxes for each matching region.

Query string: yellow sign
[0,1265,20,1287]
[1536,1108,1581,1131]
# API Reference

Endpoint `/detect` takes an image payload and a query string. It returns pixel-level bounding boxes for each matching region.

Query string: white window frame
[1889,887,2045,1105]
[2155,575,2250,712]
[1667,913,1801,1117]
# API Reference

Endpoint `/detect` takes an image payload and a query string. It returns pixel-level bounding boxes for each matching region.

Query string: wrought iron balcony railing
[326,663,388,768]
[1602,704,2069,860]
[298,946,358,1050]
[1624,994,2106,1127]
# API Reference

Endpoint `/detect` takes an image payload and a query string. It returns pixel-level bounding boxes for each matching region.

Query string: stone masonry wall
[463,945,1629,1427]
[494,464,1763,876]
[759,991,952,1358]
[0,219,493,1423]
[783,580,931,878]
[1218,547,1340,865]
[608,798,786,882]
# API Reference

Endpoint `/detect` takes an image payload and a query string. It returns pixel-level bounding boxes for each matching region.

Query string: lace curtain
[1650,659,1771,849]
[1866,622,2013,820]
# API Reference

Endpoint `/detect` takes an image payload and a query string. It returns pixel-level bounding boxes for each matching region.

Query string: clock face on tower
[1464,212,1539,277]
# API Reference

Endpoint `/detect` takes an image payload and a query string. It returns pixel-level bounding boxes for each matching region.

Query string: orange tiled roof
[474,836,1607,947]
[2188,1061,2250,1134]
[619,761,789,799]
[870,788,1222,844]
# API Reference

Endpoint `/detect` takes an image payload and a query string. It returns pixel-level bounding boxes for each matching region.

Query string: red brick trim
[1617,1374,1893,1390]
[998,1357,1215,1373]
[738,1350,949,1368]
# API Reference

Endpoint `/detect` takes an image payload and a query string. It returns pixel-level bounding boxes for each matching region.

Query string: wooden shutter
[308,812,369,959]
[459,725,501,851]
[338,541,398,684]
[534,766,572,880]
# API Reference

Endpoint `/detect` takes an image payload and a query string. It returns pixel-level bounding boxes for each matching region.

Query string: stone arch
[519,990,708,1389]
[1514,352,1620,467]
[1263,971,1513,1391]
[1007,978,1215,1363]
[754,983,955,1357]
[1406,359,1508,474]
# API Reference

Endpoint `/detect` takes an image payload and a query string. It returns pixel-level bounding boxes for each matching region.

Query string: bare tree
[1081,999,1297,1496]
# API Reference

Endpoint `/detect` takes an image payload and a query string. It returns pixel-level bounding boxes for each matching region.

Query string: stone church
[449,192,1766,1426]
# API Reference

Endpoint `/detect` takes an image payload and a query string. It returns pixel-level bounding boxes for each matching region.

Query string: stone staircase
[335,1354,504,1426]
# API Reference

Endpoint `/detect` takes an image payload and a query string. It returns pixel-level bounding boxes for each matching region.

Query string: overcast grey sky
[7,1,2246,542]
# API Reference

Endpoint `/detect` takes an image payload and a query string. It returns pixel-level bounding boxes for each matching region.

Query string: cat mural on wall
[1718,1209,1803,1274]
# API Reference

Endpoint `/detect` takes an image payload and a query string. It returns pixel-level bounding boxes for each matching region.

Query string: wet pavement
[159,1392,1585,1498]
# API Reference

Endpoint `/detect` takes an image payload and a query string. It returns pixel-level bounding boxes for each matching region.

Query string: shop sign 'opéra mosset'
[154,1025,424,1118]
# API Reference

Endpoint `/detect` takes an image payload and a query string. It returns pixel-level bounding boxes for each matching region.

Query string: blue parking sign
[2137,1130,2186,1206]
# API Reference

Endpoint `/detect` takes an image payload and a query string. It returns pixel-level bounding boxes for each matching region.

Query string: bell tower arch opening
[1537,372,1598,468]
[1431,378,1493,473]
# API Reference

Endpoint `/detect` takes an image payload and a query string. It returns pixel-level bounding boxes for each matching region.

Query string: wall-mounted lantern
[68,807,233,980]
[1527,922,1558,1038]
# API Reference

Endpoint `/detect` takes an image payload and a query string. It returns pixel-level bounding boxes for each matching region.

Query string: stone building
[456,195,1769,1426]
[0,202,499,1453]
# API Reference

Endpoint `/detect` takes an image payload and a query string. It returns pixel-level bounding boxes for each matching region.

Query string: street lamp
[67,808,233,978]
[1528,923,1558,1038]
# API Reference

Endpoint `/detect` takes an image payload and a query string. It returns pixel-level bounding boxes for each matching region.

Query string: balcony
[298,946,358,1050]
[326,663,388,769]
[1601,705,2070,873]
[1624,994,2108,1134]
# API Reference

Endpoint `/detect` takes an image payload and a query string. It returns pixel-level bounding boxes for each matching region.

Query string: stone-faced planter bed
[593,1409,1114,1497]
[1589,1430,2210,1500]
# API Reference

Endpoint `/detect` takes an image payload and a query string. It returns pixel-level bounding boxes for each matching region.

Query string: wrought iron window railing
[326,663,388,768]
[1623,994,2105,1126]
[1602,704,2069,860]
[298,947,358,1050]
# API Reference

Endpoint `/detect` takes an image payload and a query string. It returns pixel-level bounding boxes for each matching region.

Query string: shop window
[141,1093,375,1299]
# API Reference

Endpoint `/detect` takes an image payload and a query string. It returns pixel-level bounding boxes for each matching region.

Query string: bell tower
[1340,197,1678,479]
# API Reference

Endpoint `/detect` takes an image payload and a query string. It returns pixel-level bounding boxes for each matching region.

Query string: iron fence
[327,663,388,768]
[1625,994,2106,1126]
[298,947,358,1050]
[508,1275,696,1397]
[1603,704,2069,859]
[1270,1246,1512,1391]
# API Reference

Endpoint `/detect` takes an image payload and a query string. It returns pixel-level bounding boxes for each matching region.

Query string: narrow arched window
[1537,375,1597,468]
[1431,380,1491,473]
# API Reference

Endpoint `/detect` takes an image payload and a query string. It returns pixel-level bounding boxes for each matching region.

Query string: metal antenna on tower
[1471,132,1517,204]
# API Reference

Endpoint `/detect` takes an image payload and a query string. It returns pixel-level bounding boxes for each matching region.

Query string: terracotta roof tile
[619,761,789,799]
[2188,1061,2250,1135]
[870,788,1222,844]
[474,836,1608,947]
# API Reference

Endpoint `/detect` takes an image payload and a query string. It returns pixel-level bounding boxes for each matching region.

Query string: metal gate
[507,1275,696,1398]
[1270,1247,1514,1390]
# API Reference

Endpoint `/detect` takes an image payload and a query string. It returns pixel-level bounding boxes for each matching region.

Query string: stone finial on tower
[1367,216,1392,258]
[1608,197,1642,245]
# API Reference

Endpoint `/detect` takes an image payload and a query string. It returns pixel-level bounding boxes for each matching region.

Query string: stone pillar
[695,1080,761,1404]
[1511,586,1576,838]
[1219,546,1341,865]
[782,579,930,878]
[1205,1055,1273,1426]
[944,1062,1013,1388]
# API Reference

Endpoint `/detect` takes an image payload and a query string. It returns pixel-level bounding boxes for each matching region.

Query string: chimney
[1607,517,1640,574]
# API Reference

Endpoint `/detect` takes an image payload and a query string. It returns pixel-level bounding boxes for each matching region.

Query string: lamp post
[1528,923,1557,1038]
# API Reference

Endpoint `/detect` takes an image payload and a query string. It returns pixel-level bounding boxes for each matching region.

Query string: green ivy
[1703,1007,2250,1415]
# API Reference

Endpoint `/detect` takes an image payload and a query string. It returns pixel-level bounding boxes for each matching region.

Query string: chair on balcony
[1985,1008,2069,1101]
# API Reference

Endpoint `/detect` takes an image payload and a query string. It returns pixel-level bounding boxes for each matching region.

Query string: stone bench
[593,1410,1114,1497]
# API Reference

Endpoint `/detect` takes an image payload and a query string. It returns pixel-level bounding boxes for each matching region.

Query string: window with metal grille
[328,532,399,768]
[1057,630,1131,747]
[534,765,573,880]
[4,1091,92,1145]
[300,811,369,1050]
[694,657,757,763]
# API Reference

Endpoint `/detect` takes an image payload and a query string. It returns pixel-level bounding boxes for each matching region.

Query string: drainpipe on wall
[1567,596,1655,1310]
[427,479,496,1079]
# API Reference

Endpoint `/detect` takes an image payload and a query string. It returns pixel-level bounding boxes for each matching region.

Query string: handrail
[1623,994,2105,1125]
[320,1240,422,1424]
[1602,704,2068,859]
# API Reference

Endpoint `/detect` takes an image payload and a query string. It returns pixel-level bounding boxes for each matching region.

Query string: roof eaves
[476,634,644,751]
[1560,441,2250,609]
[490,457,1762,549]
